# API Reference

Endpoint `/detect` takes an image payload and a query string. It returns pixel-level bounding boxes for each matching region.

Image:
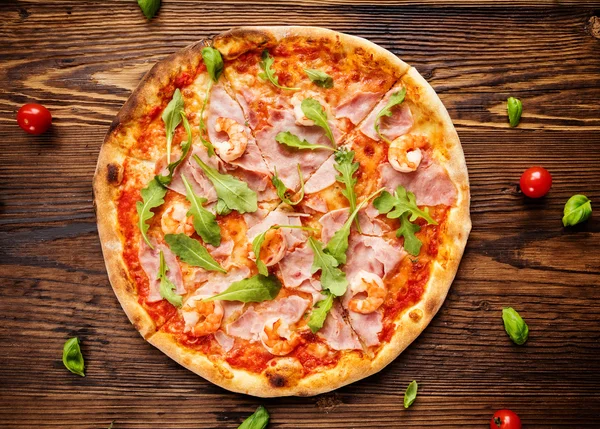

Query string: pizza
[93,26,471,397]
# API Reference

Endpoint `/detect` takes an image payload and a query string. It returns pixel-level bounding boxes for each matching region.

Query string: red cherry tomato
[17,103,52,135]
[520,166,552,198]
[490,409,522,429]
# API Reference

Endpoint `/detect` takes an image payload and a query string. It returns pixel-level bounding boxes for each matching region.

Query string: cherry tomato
[519,166,552,198]
[490,409,522,429]
[16,103,52,135]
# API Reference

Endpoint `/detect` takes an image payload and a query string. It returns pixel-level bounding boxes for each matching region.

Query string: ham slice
[335,91,383,125]
[304,154,337,194]
[166,144,219,202]
[347,310,383,347]
[139,240,185,303]
[214,330,235,352]
[206,85,246,144]
[344,233,406,282]
[378,156,457,206]
[303,194,328,213]
[279,245,314,288]
[246,209,308,250]
[318,302,362,350]
[318,208,388,244]
[360,90,413,141]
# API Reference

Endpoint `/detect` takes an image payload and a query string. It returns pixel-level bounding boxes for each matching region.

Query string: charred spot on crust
[409,308,423,322]
[107,163,123,185]
[267,373,286,388]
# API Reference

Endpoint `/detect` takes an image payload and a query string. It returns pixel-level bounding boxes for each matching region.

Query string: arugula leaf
[201,47,224,83]
[216,198,232,216]
[193,155,258,214]
[334,148,359,230]
[307,291,334,333]
[137,0,160,19]
[238,405,270,429]
[304,68,333,88]
[158,250,183,307]
[258,50,299,91]
[275,131,334,151]
[181,174,221,247]
[308,237,347,297]
[156,114,192,186]
[136,177,167,249]
[162,89,185,164]
[62,337,85,377]
[373,88,407,144]
[396,212,422,256]
[164,233,226,273]
[404,380,418,409]
[272,165,304,206]
[301,98,334,145]
[205,274,281,303]
[252,225,315,276]
[374,186,436,224]
[198,80,216,157]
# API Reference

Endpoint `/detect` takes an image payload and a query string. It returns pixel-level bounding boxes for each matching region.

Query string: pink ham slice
[378,156,457,206]
[318,208,388,244]
[246,209,308,250]
[303,194,328,213]
[334,91,383,125]
[165,144,219,202]
[343,233,406,282]
[318,302,362,350]
[279,244,314,288]
[360,90,413,141]
[214,330,235,352]
[139,240,185,303]
[347,310,383,348]
[304,154,337,194]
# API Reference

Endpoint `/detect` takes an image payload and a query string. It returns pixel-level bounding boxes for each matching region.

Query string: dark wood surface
[1,1,600,427]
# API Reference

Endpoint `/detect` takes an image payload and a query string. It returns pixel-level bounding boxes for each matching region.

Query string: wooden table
[1,1,599,427]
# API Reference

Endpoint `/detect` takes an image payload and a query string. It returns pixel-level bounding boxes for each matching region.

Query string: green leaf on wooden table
[252,225,316,276]
[181,174,221,247]
[158,250,183,307]
[307,291,334,333]
[374,88,407,144]
[205,274,282,303]
[272,165,304,206]
[156,114,192,186]
[136,177,167,249]
[404,380,418,408]
[562,194,592,227]
[275,131,334,151]
[507,96,523,127]
[258,50,299,91]
[301,98,335,145]
[238,405,270,429]
[164,233,226,273]
[193,155,258,214]
[308,237,347,297]
[62,337,85,377]
[201,47,224,83]
[137,0,160,19]
[304,68,334,88]
[396,212,422,256]
[502,307,529,345]
[162,88,185,164]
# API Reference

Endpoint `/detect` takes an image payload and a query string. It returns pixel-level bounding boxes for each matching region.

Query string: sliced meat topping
[334,91,383,125]
[318,302,362,351]
[139,240,185,303]
[279,244,314,288]
[347,310,383,348]
[304,154,336,194]
[318,208,388,244]
[164,144,219,202]
[343,233,406,282]
[360,90,413,141]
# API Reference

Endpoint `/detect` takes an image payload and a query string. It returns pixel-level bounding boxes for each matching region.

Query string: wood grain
[1,1,600,428]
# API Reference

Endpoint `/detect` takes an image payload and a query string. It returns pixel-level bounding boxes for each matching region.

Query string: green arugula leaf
[162,88,185,164]
[62,337,85,377]
[307,291,334,333]
[137,0,160,19]
[301,98,334,145]
[193,155,258,214]
[216,198,232,216]
[252,225,316,276]
[158,250,183,307]
[164,233,226,273]
[502,307,529,345]
[238,405,270,429]
[272,165,304,206]
[275,131,334,151]
[562,194,592,227]
[156,114,193,186]
[198,80,216,157]
[136,177,167,249]
[304,68,333,88]
[507,96,523,127]
[334,148,360,231]
[308,237,347,297]
[258,50,299,91]
[374,88,407,144]
[404,380,418,409]
[205,274,281,303]
[181,174,221,247]
[396,212,422,256]
[374,186,437,224]
[201,47,224,83]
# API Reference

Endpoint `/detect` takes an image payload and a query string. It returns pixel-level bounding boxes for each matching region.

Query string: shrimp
[260,319,301,356]
[347,271,387,314]
[388,134,429,173]
[259,228,287,267]
[190,300,223,337]
[161,203,194,236]
[214,117,248,162]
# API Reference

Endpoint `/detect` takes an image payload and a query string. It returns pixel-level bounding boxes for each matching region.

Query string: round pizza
[93,26,471,397]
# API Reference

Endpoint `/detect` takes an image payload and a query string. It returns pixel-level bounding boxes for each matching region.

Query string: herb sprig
[373,88,407,144]
[136,177,167,249]
[158,250,183,307]
[258,50,299,90]
[272,165,304,206]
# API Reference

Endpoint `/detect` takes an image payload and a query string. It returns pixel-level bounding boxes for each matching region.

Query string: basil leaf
[308,237,347,297]
[181,174,221,247]
[158,250,183,307]
[136,177,167,249]
[301,98,334,145]
[374,186,437,225]
[205,274,281,303]
[156,114,193,186]
[502,307,529,345]
[62,337,85,377]
[374,88,407,144]
[201,47,224,83]
[137,0,160,19]
[562,194,592,227]
[507,97,523,127]
[258,50,299,91]
[164,233,226,273]
[252,225,315,276]
[396,212,422,256]
[216,198,232,216]
[304,68,333,88]
[307,291,334,333]
[198,80,216,157]
[238,405,270,429]
[275,131,334,151]
[334,148,359,230]
[162,89,185,164]
[193,155,258,214]
[403,380,418,409]
[272,165,304,205]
